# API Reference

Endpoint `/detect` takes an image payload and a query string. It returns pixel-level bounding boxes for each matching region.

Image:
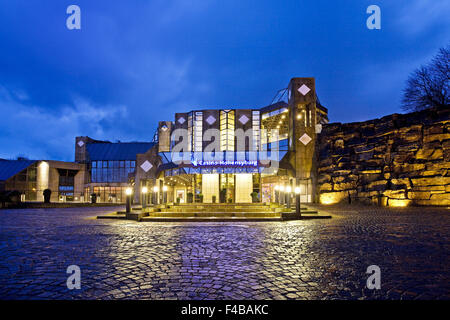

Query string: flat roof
[0,159,37,181]
[86,142,155,161]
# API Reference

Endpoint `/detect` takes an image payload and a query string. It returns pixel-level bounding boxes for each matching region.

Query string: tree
[402,46,449,111]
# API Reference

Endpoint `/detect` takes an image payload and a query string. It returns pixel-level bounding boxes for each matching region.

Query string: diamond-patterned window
[206,115,216,125]
[299,133,312,145]
[239,114,249,125]
[140,160,153,173]
[298,84,311,96]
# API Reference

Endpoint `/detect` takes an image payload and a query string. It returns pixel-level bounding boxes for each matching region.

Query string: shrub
[43,189,52,203]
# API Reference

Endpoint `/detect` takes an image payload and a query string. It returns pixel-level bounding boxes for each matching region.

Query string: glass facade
[157,108,277,203]
[90,160,135,183]
[5,163,37,200]
[220,110,235,151]
[58,169,77,201]
[194,112,203,152]
[261,106,289,160]
[92,186,128,203]
[252,110,260,151]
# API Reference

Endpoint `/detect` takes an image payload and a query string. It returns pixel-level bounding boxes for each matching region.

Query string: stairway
[97,202,331,221]
[138,203,329,221]
[142,203,280,221]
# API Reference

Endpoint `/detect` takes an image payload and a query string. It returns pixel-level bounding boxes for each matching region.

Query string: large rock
[318,106,450,206]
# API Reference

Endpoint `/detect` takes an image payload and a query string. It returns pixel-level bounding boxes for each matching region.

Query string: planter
[43,189,52,203]
[219,189,227,203]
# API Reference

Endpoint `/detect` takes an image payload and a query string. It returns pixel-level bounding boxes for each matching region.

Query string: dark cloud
[0,0,448,160]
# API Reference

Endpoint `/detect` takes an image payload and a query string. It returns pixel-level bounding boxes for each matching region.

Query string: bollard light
[295,184,301,218]
[153,186,159,205]
[142,186,148,209]
[274,185,279,204]
[285,186,292,208]
[163,185,168,203]
[125,187,132,213]
[279,185,285,205]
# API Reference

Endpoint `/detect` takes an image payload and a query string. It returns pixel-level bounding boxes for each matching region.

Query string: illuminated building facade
[1,78,329,205]
[0,159,85,202]
[134,77,328,205]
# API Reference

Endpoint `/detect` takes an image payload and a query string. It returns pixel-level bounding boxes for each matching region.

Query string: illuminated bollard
[286,186,292,209]
[125,187,132,213]
[141,186,148,209]
[295,186,301,218]
[153,186,159,205]
[163,185,168,204]
[274,185,279,204]
[279,185,285,206]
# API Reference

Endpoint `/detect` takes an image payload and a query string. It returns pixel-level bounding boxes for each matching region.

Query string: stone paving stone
[0,205,449,299]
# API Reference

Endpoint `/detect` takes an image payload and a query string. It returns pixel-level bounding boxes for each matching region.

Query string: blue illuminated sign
[191,159,258,167]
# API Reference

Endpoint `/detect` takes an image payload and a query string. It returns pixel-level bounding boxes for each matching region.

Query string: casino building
[0,78,328,205]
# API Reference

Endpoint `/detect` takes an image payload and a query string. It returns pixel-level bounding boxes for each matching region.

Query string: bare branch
[402,45,450,111]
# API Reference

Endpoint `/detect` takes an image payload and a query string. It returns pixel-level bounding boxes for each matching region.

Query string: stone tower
[157,121,173,153]
[288,77,317,202]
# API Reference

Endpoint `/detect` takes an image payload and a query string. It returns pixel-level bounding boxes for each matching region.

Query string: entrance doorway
[176,189,185,203]
[235,174,252,203]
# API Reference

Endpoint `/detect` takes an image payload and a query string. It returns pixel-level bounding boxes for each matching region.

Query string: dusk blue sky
[0,0,449,161]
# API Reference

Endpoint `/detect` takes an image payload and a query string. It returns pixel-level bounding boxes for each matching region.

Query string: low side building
[75,137,155,203]
[0,159,85,202]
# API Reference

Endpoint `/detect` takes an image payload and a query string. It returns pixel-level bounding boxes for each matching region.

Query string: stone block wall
[317,107,450,206]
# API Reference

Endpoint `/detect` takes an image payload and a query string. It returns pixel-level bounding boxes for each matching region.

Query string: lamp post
[153,186,159,205]
[125,187,132,213]
[141,186,148,209]
[279,185,285,206]
[295,186,301,218]
[163,185,168,204]
[274,185,279,204]
[286,186,292,209]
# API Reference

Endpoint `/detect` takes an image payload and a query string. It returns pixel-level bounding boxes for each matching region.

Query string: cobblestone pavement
[0,205,449,300]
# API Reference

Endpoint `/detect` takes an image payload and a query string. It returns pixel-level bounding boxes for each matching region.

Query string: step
[299,210,319,214]
[126,211,149,221]
[140,216,282,222]
[166,205,270,210]
[174,203,271,206]
[148,211,281,217]
[165,208,274,213]
[97,213,126,220]
[299,213,332,219]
